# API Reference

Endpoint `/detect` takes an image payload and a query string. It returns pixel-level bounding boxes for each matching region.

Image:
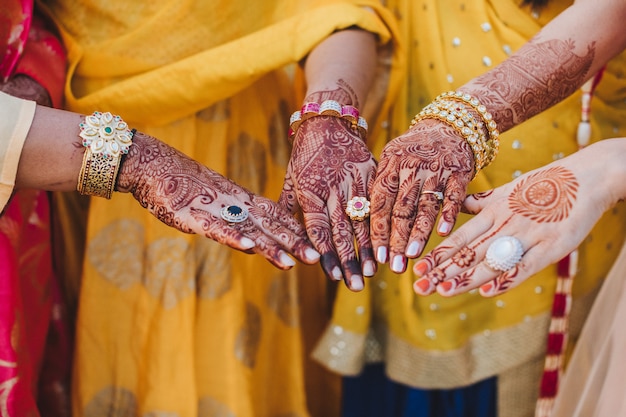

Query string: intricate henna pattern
[304,80,358,107]
[288,116,375,262]
[116,133,313,266]
[509,166,578,223]
[371,120,474,250]
[466,38,595,131]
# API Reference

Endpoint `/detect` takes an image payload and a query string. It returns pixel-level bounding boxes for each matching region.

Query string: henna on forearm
[461,38,595,132]
[305,80,359,107]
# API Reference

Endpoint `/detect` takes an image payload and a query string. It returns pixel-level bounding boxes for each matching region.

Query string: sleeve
[0,91,36,211]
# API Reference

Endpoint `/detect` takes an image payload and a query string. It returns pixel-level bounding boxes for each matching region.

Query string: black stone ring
[220,205,249,223]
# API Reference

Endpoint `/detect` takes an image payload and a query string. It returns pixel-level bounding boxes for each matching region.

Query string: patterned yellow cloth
[41,0,402,416]
[313,1,626,416]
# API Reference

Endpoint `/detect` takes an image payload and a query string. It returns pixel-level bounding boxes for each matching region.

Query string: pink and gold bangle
[77,111,135,199]
[289,99,368,140]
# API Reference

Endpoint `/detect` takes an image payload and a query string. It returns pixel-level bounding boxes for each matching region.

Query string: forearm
[15,104,86,191]
[459,0,626,132]
[303,28,377,108]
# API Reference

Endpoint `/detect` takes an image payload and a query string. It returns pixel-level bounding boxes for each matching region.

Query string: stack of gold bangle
[77,111,135,199]
[411,91,500,176]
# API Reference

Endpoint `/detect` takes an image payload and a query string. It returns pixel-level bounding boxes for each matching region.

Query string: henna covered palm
[116,133,320,270]
[412,139,626,297]
[370,119,474,274]
[279,116,376,291]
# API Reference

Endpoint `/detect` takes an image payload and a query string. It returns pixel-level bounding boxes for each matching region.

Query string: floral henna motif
[466,38,595,131]
[375,121,473,249]
[509,166,578,223]
[451,246,476,268]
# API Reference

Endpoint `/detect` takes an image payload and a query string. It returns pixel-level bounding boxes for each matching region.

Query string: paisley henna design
[508,166,578,223]
[282,110,376,286]
[464,38,595,132]
[116,133,316,267]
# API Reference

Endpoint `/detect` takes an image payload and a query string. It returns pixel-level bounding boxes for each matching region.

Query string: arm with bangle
[369,0,626,278]
[5,94,320,270]
[278,27,378,292]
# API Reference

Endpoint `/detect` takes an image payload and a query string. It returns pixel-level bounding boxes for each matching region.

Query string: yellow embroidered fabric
[40,0,402,415]
[313,1,626,416]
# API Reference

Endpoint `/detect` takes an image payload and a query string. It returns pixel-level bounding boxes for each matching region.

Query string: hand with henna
[278,28,379,291]
[116,132,321,270]
[11,101,320,270]
[280,115,377,291]
[411,138,626,297]
[372,1,626,276]
[369,118,474,274]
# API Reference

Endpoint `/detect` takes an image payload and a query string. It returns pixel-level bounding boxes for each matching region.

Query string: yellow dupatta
[40,1,404,416]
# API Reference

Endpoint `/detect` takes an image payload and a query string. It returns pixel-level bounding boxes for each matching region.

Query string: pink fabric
[0,0,32,82]
[0,1,72,415]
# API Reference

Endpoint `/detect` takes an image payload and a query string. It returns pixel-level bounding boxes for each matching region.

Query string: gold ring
[421,190,444,201]
[346,196,370,221]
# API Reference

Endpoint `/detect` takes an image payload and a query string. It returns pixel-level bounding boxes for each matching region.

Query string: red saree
[0,1,70,415]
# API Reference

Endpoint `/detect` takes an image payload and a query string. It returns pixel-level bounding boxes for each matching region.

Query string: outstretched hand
[279,116,376,291]
[369,118,475,274]
[412,139,625,297]
[116,132,320,270]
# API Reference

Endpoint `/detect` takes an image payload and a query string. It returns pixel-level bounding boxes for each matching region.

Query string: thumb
[278,171,299,214]
[461,189,494,215]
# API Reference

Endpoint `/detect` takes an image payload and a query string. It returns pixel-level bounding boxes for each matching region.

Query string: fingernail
[480,282,493,293]
[438,221,452,235]
[391,255,405,273]
[331,266,343,281]
[363,261,376,277]
[413,260,429,277]
[414,278,433,294]
[350,276,364,291]
[406,241,423,257]
[240,237,255,249]
[305,248,321,262]
[438,281,454,293]
[279,252,296,267]
[376,247,388,263]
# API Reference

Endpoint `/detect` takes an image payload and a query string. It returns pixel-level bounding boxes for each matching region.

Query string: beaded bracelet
[435,91,500,143]
[411,99,498,176]
[411,92,500,176]
[288,100,368,140]
[77,111,135,199]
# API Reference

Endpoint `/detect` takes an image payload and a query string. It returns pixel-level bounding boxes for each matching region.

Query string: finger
[437,174,469,236]
[188,206,257,251]
[461,190,495,215]
[278,171,299,214]
[346,192,375,277]
[233,198,318,265]
[303,210,343,282]
[479,242,559,297]
[387,170,421,266]
[406,188,443,259]
[241,226,299,270]
[329,193,363,291]
[369,155,398,264]
[413,214,494,278]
